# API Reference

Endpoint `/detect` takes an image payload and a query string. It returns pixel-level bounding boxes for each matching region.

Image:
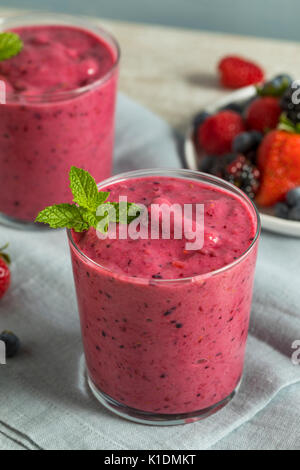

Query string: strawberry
[218,56,264,89]
[256,130,300,206]
[246,97,281,132]
[0,244,11,299]
[198,111,245,155]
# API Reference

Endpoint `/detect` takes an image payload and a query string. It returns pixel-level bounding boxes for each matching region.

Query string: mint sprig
[0,32,23,61]
[35,167,141,232]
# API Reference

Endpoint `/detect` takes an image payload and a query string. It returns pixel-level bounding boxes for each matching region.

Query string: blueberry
[272,74,293,87]
[193,111,211,128]
[220,102,244,114]
[286,187,300,207]
[232,131,262,153]
[288,203,300,221]
[0,331,21,358]
[274,202,290,219]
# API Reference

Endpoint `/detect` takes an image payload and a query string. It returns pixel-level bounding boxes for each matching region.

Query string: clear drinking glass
[0,13,120,227]
[68,169,261,425]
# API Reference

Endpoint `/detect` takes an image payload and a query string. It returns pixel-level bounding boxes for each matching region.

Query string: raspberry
[218,56,264,89]
[198,111,245,155]
[246,97,281,132]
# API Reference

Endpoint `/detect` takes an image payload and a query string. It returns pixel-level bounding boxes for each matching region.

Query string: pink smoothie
[69,175,259,416]
[0,24,119,222]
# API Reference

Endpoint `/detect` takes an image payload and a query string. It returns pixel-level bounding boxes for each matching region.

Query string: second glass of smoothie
[0,14,120,225]
[68,169,260,425]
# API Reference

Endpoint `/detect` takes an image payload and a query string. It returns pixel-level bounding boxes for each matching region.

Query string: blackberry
[208,153,236,177]
[281,82,300,123]
[223,154,260,199]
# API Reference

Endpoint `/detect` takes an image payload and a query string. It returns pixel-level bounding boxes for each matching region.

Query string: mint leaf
[35,203,89,232]
[0,32,23,61]
[69,166,108,211]
[97,191,110,205]
[36,166,141,232]
[106,202,142,223]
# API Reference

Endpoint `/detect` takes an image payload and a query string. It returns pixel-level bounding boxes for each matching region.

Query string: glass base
[87,375,241,426]
[0,212,49,231]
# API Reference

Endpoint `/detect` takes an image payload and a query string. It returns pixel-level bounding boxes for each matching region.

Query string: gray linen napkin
[0,93,299,450]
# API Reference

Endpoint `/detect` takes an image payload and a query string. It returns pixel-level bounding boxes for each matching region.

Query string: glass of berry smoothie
[0,14,120,226]
[68,168,260,425]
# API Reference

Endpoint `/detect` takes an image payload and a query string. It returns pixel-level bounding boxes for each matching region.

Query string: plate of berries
[185,66,300,237]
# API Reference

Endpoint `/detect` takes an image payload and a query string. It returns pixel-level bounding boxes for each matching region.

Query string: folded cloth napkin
[0,94,299,451]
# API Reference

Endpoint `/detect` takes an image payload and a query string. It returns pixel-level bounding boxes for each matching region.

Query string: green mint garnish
[35,167,141,232]
[0,32,23,61]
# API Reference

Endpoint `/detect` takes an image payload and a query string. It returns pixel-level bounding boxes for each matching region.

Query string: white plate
[184,86,300,237]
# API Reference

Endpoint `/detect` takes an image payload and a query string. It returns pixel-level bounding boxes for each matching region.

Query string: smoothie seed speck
[102,331,106,337]
[175,323,183,329]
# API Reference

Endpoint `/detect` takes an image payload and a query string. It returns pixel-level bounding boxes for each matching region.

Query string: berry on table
[218,55,264,89]
[0,244,11,300]
[0,331,20,358]
[246,97,281,132]
[198,110,245,155]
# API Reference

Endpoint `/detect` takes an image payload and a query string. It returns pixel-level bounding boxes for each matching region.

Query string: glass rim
[0,12,121,103]
[67,168,261,285]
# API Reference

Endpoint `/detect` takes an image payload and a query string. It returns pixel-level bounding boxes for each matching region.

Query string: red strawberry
[218,56,264,89]
[256,130,300,206]
[0,244,10,299]
[246,97,281,132]
[198,111,245,155]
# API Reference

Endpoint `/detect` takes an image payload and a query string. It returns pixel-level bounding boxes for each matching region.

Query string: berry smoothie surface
[69,175,259,417]
[0,24,119,222]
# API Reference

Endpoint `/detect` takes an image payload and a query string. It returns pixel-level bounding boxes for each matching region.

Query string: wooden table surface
[2,8,300,131]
